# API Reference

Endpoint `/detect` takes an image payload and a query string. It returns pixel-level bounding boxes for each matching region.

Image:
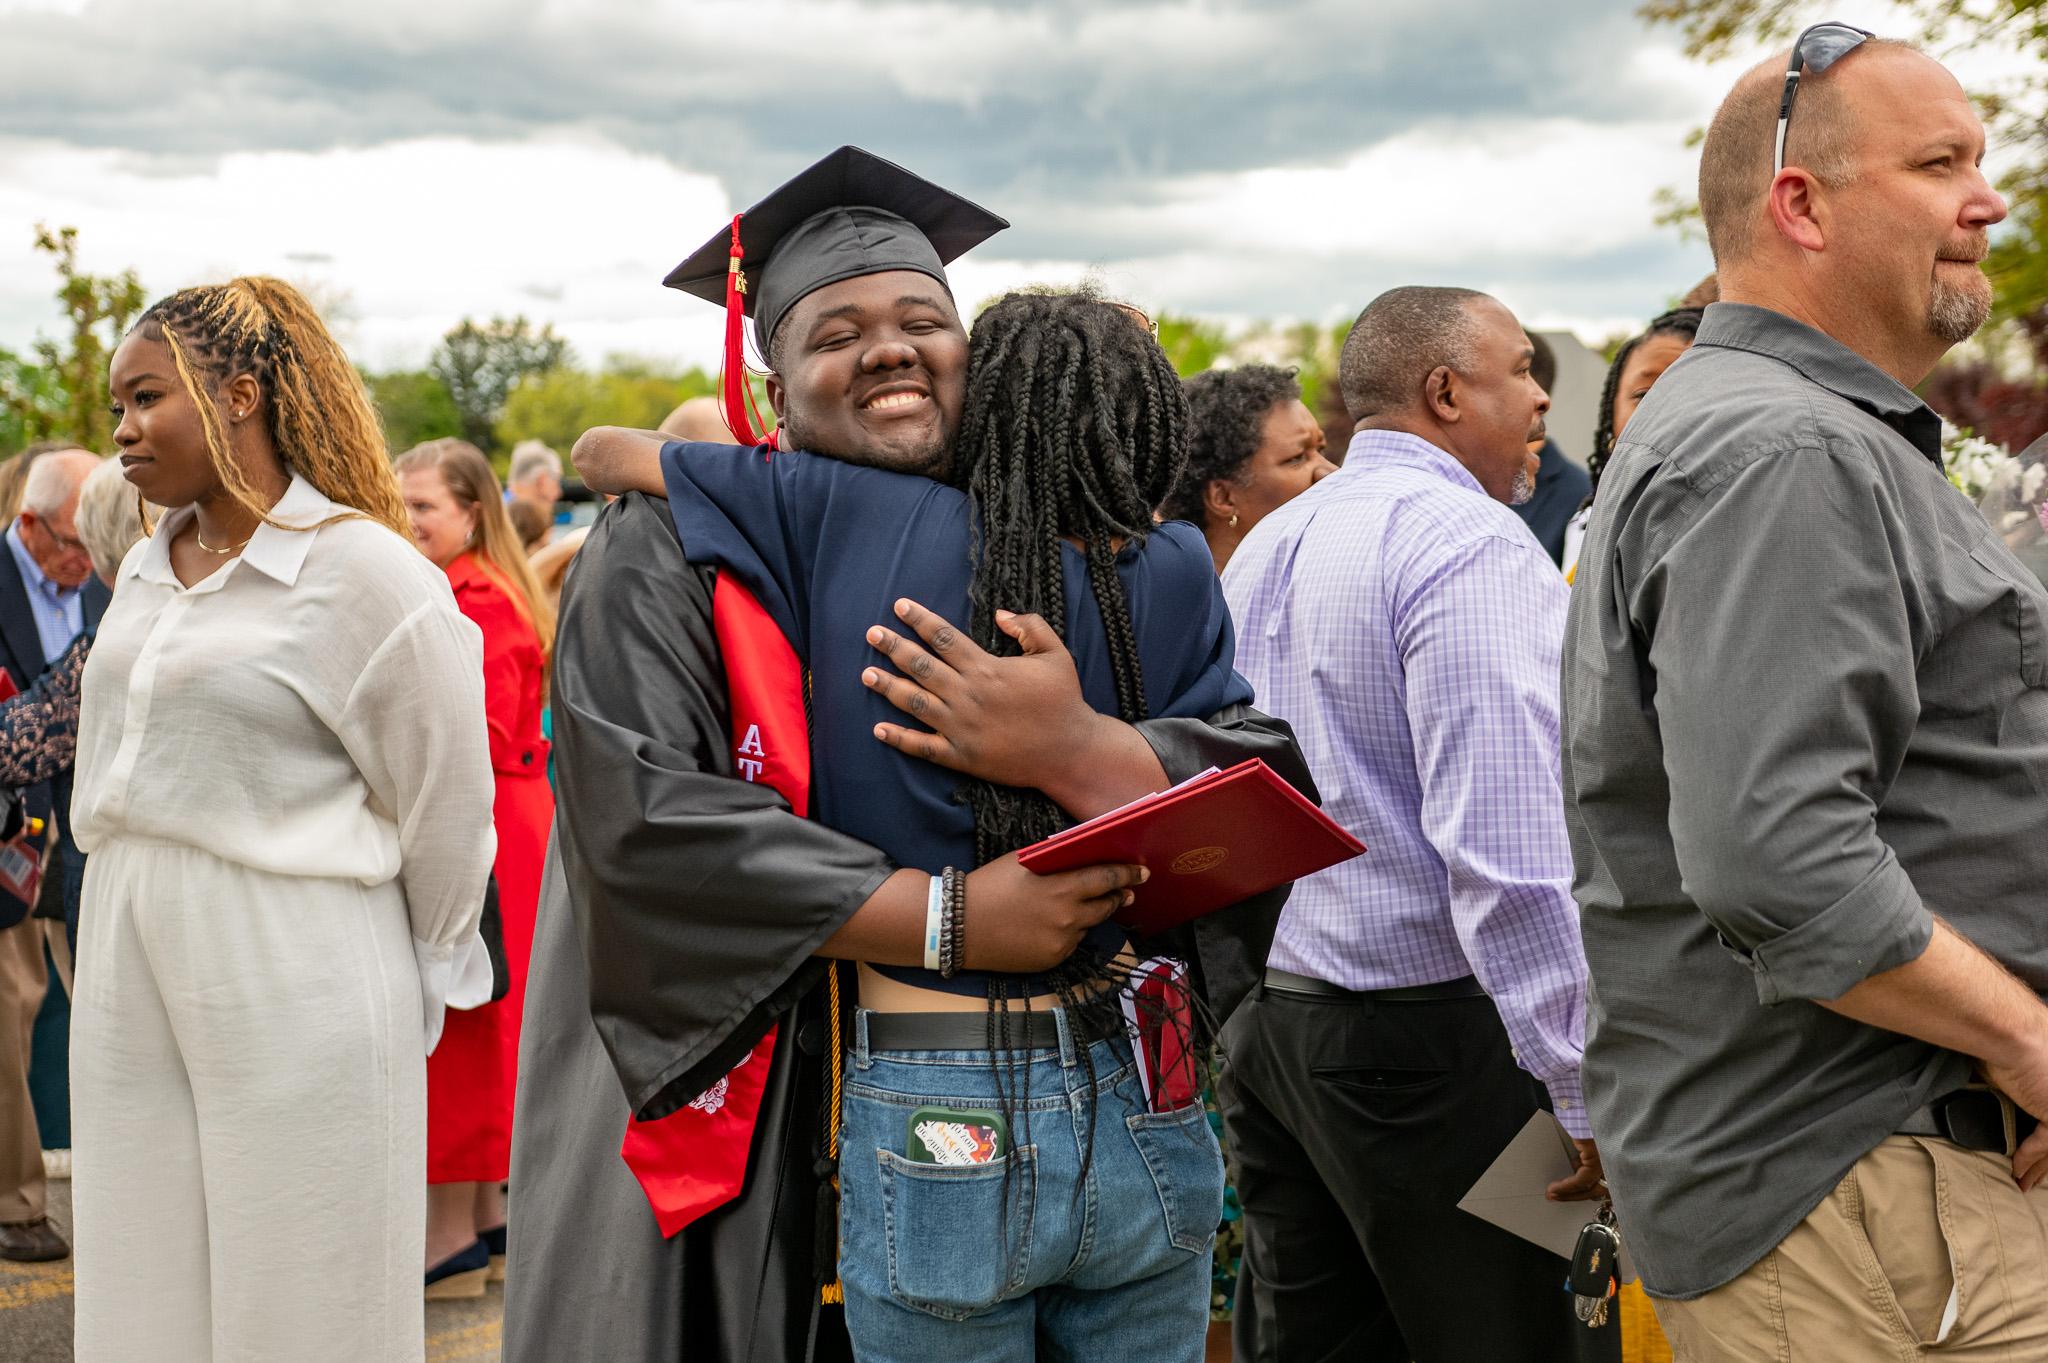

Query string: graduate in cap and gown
[505,148,1312,1363]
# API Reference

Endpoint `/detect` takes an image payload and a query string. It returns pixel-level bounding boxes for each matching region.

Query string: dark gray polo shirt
[1562,303,2048,1298]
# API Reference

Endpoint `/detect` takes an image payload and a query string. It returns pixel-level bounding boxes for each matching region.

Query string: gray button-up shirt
[1563,302,2048,1298]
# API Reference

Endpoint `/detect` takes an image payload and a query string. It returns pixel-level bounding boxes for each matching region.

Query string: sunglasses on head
[1775,21,1874,176]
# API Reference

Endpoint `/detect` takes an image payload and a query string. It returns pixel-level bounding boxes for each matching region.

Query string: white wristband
[923,874,945,972]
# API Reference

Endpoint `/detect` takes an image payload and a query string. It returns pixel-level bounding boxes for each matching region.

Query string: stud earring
[1228,513,1239,528]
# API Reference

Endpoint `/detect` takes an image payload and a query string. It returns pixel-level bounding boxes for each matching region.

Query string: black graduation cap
[663,146,1008,442]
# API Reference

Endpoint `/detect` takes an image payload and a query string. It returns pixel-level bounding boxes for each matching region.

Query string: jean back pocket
[1125,1102,1225,1254]
[878,1144,1037,1320]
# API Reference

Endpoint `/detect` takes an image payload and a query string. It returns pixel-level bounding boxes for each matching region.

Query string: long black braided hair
[1589,307,1703,492]
[941,287,1194,1239]
[949,287,1189,867]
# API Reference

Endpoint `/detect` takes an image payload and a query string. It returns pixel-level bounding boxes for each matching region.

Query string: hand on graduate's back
[862,599,1170,820]
[965,853,1149,973]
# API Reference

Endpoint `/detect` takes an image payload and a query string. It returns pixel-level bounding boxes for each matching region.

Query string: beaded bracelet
[939,866,966,979]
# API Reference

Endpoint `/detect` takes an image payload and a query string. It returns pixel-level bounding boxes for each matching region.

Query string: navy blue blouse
[659,439,1251,994]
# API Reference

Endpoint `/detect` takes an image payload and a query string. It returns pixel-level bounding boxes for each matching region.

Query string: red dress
[427,553,554,1184]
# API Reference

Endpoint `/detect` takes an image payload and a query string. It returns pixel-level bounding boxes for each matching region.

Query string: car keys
[1567,1201,1621,1328]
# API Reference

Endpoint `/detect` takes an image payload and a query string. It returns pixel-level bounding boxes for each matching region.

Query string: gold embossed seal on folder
[1171,846,1228,875]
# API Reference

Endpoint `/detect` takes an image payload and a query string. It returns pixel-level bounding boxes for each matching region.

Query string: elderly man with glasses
[1563,26,2048,1358]
[0,445,109,1264]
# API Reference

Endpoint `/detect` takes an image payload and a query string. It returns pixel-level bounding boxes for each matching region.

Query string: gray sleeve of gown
[553,492,894,1121]
[1133,705,1317,1023]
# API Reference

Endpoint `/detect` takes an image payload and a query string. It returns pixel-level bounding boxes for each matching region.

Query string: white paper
[1455,1111,1636,1284]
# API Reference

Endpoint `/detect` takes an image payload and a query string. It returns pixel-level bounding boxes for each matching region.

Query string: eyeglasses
[1775,21,1873,176]
[1112,302,1161,338]
[21,514,86,556]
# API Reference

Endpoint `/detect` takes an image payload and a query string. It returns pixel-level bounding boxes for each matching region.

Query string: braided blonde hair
[134,277,407,536]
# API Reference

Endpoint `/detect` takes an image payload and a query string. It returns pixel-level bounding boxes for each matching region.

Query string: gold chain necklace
[194,525,253,555]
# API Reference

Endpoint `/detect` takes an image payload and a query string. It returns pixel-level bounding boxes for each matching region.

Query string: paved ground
[0,1180,504,1363]
[0,1182,1229,1361]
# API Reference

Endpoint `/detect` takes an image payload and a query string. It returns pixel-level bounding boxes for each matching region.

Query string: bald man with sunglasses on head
[1564,28,2048,1358]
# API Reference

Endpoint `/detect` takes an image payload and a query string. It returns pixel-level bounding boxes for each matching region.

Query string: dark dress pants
[1217,984,1619,1363]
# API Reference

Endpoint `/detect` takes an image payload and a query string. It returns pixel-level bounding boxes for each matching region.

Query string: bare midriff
[855,943,1138,1014]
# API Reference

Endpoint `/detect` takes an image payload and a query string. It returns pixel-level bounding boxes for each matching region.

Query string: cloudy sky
[0,0,2027,372]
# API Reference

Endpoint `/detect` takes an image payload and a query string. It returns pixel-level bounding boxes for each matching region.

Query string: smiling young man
[505,149,1307,1363]
[1562,34,2048,1357]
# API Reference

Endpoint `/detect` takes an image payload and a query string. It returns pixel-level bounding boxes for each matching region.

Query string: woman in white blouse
[71,277,495,1363]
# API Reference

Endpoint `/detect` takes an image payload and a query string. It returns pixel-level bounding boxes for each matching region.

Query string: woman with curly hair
[1157,365,1335,574]
[73,277,495,1361]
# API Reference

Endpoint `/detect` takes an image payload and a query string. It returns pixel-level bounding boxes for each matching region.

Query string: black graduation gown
[504,492,1314,1363]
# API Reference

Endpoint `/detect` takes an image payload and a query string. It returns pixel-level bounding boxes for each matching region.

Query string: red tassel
[721,214,773,447]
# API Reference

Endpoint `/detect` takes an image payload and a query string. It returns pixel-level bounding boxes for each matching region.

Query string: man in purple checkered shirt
[1216,286,1612,1363]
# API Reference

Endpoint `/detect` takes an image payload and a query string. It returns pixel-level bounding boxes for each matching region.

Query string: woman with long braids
[1562,307,1703,580]
[576,287,1264,1359]
[73,277,495,1361]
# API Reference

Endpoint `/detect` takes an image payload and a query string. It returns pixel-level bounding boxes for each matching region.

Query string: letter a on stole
[619,575,811,1238]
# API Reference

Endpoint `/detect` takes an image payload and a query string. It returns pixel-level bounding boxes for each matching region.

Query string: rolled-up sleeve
[1639,448,1932,1005]
[1396,534,1591,1136]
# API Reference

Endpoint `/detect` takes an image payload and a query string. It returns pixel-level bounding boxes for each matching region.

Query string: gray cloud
[2,0,1696,253]
[0,0,1724,357]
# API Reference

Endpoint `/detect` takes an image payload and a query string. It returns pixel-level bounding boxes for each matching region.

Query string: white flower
[1942,421,2020,499]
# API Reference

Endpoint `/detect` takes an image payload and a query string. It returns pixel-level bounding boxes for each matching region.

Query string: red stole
[618,574,811,1238]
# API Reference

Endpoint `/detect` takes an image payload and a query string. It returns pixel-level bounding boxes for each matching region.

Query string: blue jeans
[838,1007,1222,1362]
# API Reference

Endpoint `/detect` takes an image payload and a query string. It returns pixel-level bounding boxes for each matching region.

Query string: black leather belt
[1897,1087,2039,1156]
[1262,967,1487,1003]
[863,1007,1125,1052]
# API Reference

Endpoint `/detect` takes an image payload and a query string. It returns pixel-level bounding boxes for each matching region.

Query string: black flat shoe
[0,1217,68,1263]
[479,1223,507,1283]
[425,1238,489,1300]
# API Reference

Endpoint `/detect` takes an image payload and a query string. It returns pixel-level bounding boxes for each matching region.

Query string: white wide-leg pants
[71,839,426,1363]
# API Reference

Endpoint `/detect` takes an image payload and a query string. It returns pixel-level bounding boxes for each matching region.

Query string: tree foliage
[1155,314,1232,378]
[364,369,463,456]
[428,316,571,454]
[496,359,717,454]
[0,225,146,454]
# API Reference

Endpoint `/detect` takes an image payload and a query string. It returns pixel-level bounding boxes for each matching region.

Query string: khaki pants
[0,913,48,1223]
[1655,1135,2048,1360]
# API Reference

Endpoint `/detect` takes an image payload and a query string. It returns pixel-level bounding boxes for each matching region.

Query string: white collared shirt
[73,476,497,1049]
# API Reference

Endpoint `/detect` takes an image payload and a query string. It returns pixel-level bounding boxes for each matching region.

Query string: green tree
[0,225,146,454]
[495,359,718,455]
[363,369,462,455]
[0,350,67,455]
[428,316,571,454]
[1156,313,1233,378]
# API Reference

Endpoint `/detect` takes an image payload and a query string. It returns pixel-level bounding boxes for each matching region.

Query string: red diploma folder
[1016,759,1364,936]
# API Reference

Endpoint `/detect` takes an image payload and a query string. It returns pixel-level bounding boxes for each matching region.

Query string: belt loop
[1055,1006,1077,1069]
[852,1008,872,1069]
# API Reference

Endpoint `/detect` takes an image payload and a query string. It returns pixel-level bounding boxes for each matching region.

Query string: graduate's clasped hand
[955,851,1148,972]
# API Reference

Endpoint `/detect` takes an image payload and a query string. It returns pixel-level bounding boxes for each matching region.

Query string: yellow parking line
[0,1269,73,1311]
[426,1317,502,1363]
